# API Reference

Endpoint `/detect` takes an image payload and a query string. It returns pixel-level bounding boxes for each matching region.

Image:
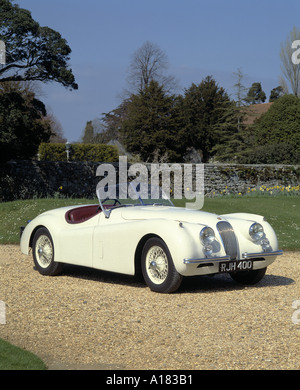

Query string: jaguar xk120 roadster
[20,183,283,293]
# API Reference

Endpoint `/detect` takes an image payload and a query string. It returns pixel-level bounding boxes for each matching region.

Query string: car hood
[121,206,221,226]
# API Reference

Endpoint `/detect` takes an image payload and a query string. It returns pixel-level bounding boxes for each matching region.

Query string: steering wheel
[102,198,121,206]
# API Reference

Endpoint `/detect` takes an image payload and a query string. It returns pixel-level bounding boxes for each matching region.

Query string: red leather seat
[65,205,100,224]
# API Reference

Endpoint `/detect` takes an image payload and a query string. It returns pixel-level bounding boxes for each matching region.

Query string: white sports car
[20,183,283,293]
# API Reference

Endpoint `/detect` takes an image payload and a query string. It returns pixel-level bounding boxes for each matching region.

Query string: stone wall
[0,160,100,201]
[0,160,299,201]
[203,164,300,195]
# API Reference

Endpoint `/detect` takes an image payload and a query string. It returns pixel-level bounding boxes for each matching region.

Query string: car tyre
[32,228,63,276]
[230,267,267,285]
[141,237,183,293]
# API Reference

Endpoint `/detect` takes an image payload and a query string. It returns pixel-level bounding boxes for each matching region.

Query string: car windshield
[96,182,174,217]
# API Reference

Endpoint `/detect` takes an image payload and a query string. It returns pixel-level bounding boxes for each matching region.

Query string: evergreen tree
[0,0,77,89]
[100,100,130,143]
[121,81,181,162]
[210,100,245,162]
[179,76,238,162]
[245,82,266,104]
[0,82,52,163]
[82,121,94,143]
[269,86,284,102]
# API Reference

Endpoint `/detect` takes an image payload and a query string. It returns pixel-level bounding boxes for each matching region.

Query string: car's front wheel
[230,267,267,285]
[141,237,182,293]
[32,227,63,276]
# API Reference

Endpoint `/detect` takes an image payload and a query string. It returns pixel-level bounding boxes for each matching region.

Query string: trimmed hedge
[239,143,300,165]
[38,143,119,162]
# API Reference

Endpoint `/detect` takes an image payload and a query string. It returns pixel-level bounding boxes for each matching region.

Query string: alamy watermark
[0,301,6,325]
[291,40,300,65]
[0,40,5,65]
[96,156,204,210]
[292,300,300,325]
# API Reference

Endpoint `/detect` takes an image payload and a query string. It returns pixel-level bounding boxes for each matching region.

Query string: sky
[16,0,300,143]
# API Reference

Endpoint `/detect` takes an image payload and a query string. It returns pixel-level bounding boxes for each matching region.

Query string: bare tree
[280,26,300,96]
[232,67,248,107]
[127,41,176,93]
[48,114,66,143]
[232,68,248,131]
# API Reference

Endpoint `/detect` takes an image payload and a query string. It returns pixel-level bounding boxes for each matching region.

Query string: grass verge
[0,339,46,370]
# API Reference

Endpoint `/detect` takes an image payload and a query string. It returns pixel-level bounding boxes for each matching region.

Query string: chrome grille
[217,221,238,260]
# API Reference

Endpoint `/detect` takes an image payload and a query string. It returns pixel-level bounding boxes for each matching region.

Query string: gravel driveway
[0,245,299,370]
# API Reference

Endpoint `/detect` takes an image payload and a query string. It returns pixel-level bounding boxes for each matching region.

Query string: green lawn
[0,339,46,370]
[0,195,299,250]
[0,197,94,245]
[210,196,300,250]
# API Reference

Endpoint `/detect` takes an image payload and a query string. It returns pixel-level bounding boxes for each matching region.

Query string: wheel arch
[134,233,164,277]
[29,225,48,248]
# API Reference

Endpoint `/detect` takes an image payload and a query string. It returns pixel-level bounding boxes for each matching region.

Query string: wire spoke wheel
[141,237,183,293]
[146,245,169,284]
[35,235,53,268]
[32,228,63,276]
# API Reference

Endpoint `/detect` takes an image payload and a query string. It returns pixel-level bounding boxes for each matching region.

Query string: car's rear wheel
[141,237,182,293]
[230,267,267,285]
[32,228,63,276]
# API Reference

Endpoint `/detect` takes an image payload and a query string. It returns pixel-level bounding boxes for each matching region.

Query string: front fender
[222,214,280,255]
[134,219,210,276]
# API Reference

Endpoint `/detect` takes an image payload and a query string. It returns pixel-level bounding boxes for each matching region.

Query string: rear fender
[20,214,63,256]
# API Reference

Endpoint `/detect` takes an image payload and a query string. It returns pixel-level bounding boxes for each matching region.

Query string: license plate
[219,260,253,273]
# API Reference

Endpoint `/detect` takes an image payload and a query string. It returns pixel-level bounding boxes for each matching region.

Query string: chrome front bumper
[183,250,283,265]
[242,250,283,259]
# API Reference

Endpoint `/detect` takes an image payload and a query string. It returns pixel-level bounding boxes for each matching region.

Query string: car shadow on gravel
[59,264,146,289]
[55,264,295,294]
[179,273,295,294]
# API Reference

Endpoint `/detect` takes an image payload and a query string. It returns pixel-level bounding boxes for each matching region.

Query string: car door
[58,222,96,267]
[92,211,137,275]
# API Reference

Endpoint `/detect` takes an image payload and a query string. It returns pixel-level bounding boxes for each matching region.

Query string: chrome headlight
[249,223,264,243]
[200,226,215,245]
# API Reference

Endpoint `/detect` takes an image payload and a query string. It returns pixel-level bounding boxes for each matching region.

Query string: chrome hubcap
[146,246,168,284]
[35,235,53,268]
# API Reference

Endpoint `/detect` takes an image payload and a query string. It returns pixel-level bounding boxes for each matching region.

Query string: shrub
[239,143,300,164]
[253,95,300,157]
